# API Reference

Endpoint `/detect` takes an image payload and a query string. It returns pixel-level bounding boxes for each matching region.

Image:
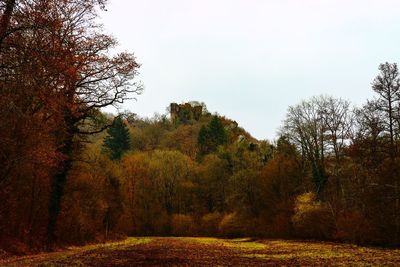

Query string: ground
[1,237,400,266]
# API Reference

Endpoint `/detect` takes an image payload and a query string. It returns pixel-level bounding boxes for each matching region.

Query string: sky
[99,0,400,140]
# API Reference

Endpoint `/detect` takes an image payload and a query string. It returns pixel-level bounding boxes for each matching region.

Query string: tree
[32,0,142,246]
[318,97,352,200]
[371,62,400,158]
[353,101,385,165]
[258,138,302,236]
[198,116,227,156]
[282,97,328,197]
[197,155,230,212]
[102,117,131,161]
[209,115,228,146]
[282,96,352,199]
[229,169,263,216]
[103,171,123,241]
[163,124,201,159]
[0,0,68,190]
[367,62,400,244]
[198,126,210,154]
[150,150,195,216]
[121,152,169,235]
[0,0,70,247]
[0,0,18,50]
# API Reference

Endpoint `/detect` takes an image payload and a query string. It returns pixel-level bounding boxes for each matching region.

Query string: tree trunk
[47,125,74,248]
[395,178,399,244]
[0,0,16,47]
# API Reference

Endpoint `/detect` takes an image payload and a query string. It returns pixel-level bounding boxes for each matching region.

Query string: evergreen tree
[208,115,227,147]
[102,117,131,160]
[198,116,227,155]
[198,125,211,155]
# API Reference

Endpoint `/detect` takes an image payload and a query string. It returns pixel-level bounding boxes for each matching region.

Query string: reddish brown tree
[38,0,142,246]
[0,0,142,247]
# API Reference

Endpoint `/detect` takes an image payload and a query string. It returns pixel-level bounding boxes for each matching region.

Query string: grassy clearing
[71,237,153,251]
[180,237,400,266]
[184,237,267,250]
[1,238,154,267]
[1,237,400,266]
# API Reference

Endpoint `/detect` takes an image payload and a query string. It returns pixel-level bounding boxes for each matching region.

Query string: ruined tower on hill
[170,102,203,123]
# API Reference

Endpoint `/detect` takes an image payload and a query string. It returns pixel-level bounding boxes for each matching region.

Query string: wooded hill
[10,83,400,252]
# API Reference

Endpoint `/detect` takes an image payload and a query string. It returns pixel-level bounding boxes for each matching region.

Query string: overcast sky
[99,0,400,140]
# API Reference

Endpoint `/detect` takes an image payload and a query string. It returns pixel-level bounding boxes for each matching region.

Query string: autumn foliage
[1,0,400,256]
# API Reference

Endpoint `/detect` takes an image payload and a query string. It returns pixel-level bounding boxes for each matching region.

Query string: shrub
[292,192,335,240]
[336,210,375,245]
[200,212,222,236]
[171,214,196,236]
[270,212,293,238]
[218,213,246,238]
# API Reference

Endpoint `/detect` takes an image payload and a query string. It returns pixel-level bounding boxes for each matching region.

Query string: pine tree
[198,116,227,155]
[198,125,211,155]
[208,115,227,147]
[102,117,131,160]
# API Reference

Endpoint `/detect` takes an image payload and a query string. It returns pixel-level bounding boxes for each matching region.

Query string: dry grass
[1,237,400,266]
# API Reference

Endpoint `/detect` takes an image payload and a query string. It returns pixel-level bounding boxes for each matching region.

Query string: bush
[270,212,293,238]
[292,192,335,240]
[171,214,196,236]
[336,210,375,244]
[218,213,246,238]
[200,212,222,236]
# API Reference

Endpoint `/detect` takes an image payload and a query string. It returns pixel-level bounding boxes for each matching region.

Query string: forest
[1,0,400,258]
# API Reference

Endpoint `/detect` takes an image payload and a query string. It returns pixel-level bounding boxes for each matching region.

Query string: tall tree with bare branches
[0,0,142,247]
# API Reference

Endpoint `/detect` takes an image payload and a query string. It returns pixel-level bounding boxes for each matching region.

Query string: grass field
[1,237,400,266]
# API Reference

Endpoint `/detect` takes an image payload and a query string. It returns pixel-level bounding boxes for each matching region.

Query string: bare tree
[282,96,328,197]
[318,96,352,200]
[372,62,400,158]
[282,96,353,199]
[369,62,400,244]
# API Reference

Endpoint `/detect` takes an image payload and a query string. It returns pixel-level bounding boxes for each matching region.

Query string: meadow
[2,237,400,266]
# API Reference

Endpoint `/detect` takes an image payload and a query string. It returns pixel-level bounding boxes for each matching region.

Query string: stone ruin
[170,102,203,123]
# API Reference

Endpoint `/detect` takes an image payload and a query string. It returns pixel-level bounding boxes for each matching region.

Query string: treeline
[1,0,400,255]
[51,60,400,247]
